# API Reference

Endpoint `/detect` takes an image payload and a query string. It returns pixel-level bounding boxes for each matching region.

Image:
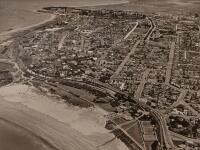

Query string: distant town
[1,6,200,150]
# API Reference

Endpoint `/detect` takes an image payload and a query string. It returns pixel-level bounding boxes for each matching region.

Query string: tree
[195,13,199,18]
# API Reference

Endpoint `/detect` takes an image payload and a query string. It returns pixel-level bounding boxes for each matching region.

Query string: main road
[96,21,139,66]
[123,22,139,40]
[111,17,156,78]
[134,69,150,100]
[165,42,175,85]
[164,90,187,114]
[74,76,175,150]
[111,40,141,78]
[28,65,175,150]
[15,15,174,150]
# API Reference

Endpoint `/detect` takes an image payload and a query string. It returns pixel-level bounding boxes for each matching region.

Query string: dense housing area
[1,7,200,150]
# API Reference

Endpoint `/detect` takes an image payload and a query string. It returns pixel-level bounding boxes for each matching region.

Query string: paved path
[171,131,200,144]
[199,25,200,48]
[150,109,175,150]
[58,33,68,50]
[123,22,138,40]
[58,16,81,51]
[178,63,200,67]
[167,83,181,92]
[165,42,175,85]
[110,119,145,150]
[175,24,178,31]
[175,90,187,105]
[117,113,144,128]
[134,69,150,99]
[164,89,187,114]
[139,101,175,150]
[178,49,200,54]
[97,22,138,66]
[0,58,24,82]
[96,39,121,66]
[146,22,156,41]
[182,101,200,117]
[143,18,155,41]
[164,89,200,118]
[111,40,141,78]
[164,90,188,116]
[36,33,48,50]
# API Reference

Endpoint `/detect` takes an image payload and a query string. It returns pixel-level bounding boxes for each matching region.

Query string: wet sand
[0,0,129,43]
[0,119,53,150]
[0,1,130,149]
[167,0,193,6]
[0,0,129,34]
[0,84,129,150]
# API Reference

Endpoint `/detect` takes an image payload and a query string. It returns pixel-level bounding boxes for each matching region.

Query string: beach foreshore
[0,0,129,43]
[0,12,55,36]
[0,84,129,150]
[0,13,56,44]
[68,0,129,7]
[0,1,131,149]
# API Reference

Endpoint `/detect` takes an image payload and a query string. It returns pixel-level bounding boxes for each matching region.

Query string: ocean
[0,0,128,149]
[0,119,52,150]
[0,0,129,34]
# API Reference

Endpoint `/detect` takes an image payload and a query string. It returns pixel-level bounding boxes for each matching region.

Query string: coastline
[1,1,199,150]
[0,13,56,44]
[0,12,56,36]
[0,118,58,150]
[0,0,129,43]
[0,1,131,149]
[69,0,129,7]
[0,83,129,150]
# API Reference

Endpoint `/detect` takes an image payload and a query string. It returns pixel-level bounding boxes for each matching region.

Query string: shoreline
[0,0,129,43]
[0,13,56,44]
[0,83,129,150]
[70,0,129,7]
[0,13,56,37]
[0,92,96,150]
[0,1,130,150]
[0,117,60,150]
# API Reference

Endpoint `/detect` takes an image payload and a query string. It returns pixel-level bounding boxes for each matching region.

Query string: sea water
[0,119,51,150]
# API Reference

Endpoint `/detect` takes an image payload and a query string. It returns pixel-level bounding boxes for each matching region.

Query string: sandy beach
[0,118,53,150]
[0,13,56,44]
[0,0,129,43]
[0,1,131,149]
[0,83,129,150]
